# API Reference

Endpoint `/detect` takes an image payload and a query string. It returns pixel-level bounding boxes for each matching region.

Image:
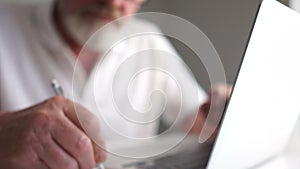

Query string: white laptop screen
[207,0,300,168]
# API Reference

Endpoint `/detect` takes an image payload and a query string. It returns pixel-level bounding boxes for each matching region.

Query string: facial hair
[57,4,125,53]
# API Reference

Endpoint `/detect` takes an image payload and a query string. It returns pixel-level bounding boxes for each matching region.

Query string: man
[0,0,231,168]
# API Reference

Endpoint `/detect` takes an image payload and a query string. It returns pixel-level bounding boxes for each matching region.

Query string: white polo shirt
[0,2,206,142]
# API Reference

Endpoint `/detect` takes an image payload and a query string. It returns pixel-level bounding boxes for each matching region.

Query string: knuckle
[37,98,70,119]
[49,96,65,103]
[47,97,75,112]
[28,111,52,136]
[32,111,50,124]
[76,135,92,153]
[45,96,67,109]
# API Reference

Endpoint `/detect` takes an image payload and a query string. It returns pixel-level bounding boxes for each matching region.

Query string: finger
[93,141,107,163]
[190,112,207,135]
[59,100,94,130]
[61,101,107,162]
[44,97,86,130]
[51,115,95,169]
[226,85,233,99]
[36,134,80,169]
[199,101,211,116]
[208,84,230,98]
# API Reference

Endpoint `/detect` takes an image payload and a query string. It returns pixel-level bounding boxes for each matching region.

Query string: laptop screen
[207,0,300,168]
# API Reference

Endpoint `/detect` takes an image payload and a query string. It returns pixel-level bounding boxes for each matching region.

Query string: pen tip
[51,79,58,87]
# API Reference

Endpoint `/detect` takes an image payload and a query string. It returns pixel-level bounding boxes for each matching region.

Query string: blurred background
[1,0,299,89]
[141,0,295,89]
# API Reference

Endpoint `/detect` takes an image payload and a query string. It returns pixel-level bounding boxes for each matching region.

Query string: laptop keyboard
[123,145,212,169]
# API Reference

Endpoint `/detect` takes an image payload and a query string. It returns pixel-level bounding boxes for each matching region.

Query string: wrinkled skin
[0,97,106,169]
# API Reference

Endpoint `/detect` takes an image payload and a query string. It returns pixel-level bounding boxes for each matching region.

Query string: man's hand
[0,97,106,169]
[189,84,232,141]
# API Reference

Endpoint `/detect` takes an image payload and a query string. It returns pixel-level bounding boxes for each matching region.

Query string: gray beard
[60,11,125,53]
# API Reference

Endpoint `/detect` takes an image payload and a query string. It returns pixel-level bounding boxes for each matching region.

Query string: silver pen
[51,79,64,96]
[51,79,106,169]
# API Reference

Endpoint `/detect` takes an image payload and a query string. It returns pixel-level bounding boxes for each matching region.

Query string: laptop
[104,0,300,168]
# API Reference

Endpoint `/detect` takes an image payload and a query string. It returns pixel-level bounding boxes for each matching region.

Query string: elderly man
[0,0,231,168]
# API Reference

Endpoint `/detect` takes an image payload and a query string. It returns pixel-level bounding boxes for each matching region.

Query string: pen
[51,79,106,169]
[51,79,64,96]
